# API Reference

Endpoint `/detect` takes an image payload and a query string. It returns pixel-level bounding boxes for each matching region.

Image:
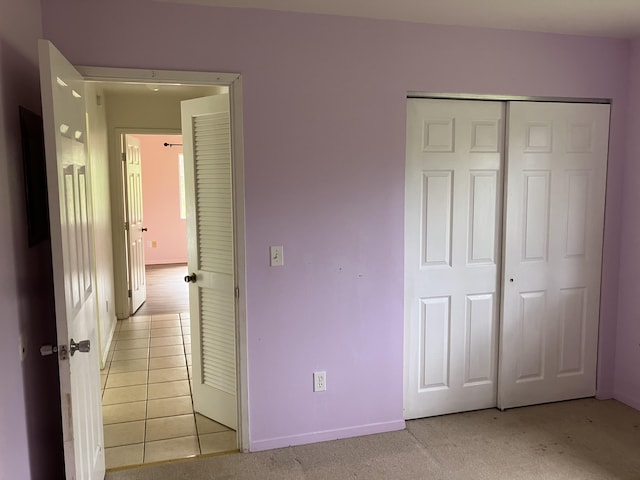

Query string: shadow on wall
[0,37,65,479]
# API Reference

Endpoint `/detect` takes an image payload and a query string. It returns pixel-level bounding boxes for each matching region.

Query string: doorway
[404,97,611,419]
[92,85,245,466]
[40,40,249,477]
[100,131,236,467]
[81,73,249,468]
[121,132,188,317]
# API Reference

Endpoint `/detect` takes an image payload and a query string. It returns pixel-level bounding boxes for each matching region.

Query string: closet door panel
[499,102,609,409]
[405,98,504,419]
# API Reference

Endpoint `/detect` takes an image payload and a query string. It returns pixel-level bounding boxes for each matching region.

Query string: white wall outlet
[270,245,284,267]
[313,371,326,392]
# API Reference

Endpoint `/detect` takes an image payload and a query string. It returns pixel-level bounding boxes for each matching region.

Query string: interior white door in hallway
[404,98,504,419]
[498,102,610,409]
[182,94,238,430]
[39,40,105,479]
[123,134,147,314]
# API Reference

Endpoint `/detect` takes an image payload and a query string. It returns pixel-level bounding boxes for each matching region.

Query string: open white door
[39,40,105,479]
[182,94,237,430]
[123,134,147,314]
[404,98,503,418]
[499,102,610,409]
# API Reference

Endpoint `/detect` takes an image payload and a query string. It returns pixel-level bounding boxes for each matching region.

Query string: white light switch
[270,245,284,267]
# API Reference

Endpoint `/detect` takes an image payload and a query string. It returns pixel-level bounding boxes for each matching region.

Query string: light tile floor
[101,313,237,469]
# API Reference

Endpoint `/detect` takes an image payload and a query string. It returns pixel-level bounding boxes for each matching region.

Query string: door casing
[79,66,249,452]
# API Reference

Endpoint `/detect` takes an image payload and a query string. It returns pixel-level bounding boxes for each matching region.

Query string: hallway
[100,265,237,469]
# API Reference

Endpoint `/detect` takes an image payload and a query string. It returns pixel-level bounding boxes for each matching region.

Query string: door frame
[79,66,249,452]
[402,93,612,418]
[113,127,182,320]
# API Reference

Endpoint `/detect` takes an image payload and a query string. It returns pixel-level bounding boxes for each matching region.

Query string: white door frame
[403,93,612,416]
[113,128,181,320]
[79,66,249,452]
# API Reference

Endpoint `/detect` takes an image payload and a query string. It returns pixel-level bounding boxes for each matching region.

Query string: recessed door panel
[516,291,546,382]
[558,287,587,376]
[468,171,498,265]
[522,171,550,262]
[565,172,589,257]
[422,172,453,267]
[464,293,495,386]
[419,297,451,390]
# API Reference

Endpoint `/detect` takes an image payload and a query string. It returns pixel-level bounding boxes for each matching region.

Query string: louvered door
[182,94,237,429]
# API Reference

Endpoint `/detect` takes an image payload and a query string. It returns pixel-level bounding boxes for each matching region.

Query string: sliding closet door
[498,102,610,409]
[404,98,504,419]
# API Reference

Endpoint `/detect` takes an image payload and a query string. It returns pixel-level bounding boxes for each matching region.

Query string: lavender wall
[42,0,630,450]
[0,0,64,478]
[615,39,640,410]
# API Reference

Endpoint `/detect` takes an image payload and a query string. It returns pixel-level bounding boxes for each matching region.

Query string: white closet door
[404,98,504,419]
[182,94,237,430]
[499,102,610,409]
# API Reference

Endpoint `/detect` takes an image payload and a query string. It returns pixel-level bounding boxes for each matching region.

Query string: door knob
[69,338,90,356]
[184,273,197,283]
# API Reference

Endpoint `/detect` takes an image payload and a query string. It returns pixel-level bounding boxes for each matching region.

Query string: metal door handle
[184,273,197,283]
[69,339,90,356]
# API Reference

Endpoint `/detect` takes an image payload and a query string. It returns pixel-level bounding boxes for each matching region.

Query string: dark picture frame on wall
[19,105,50,247]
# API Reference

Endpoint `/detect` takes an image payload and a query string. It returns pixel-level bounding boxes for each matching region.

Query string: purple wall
[615,39,640,410]
[41,0,631,450]
[0,0,65,478]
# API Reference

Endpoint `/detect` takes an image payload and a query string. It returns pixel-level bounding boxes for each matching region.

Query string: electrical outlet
[313,371,326,392]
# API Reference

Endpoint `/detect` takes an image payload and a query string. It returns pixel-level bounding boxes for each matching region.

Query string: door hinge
[124,221,129,231]
[128,289,132,298]
[234,286,240,298]
[121,152,126,162]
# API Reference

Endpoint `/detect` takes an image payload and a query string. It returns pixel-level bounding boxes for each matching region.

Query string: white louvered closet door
[182,94,237,430]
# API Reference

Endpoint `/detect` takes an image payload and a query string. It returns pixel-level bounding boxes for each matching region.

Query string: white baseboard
[249,419,406,452]
[100,316,117,369]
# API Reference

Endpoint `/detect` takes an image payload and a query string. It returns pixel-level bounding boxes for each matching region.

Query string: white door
[123,134,147,314]
[39,40,105,479]
[182,94,237,429]
[499,102,610,409]
[404,98,504,418]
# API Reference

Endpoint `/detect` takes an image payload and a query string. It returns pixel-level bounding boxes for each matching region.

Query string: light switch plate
[270,245,284,267]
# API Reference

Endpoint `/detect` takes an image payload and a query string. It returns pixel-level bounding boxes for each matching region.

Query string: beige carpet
[106,398,640,479]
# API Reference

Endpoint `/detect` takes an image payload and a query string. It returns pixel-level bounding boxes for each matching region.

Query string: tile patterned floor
[101,312,237,469]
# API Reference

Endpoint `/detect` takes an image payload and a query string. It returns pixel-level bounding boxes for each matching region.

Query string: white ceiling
[155,0,640,39]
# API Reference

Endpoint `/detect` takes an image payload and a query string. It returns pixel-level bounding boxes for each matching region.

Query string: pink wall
[136,134,187,265]
[0,0,65,478]
[615,39,640,410]
[41,1,631,451]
